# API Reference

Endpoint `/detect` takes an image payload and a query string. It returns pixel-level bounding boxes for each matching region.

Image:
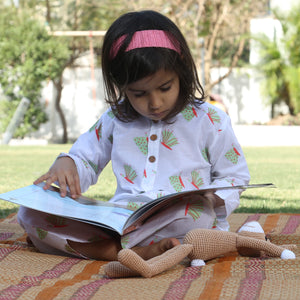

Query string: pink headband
[110,30,181,59]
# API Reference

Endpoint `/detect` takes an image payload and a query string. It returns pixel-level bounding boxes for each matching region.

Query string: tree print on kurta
[107,110,116,119]
[89,120,98,133]
[169,175,185,192]
[161,130,179,150]
[121,165,137,184]
[65,243,79,255]
[201,148,209,162]
[36,227,48,240]
[127,201,144,211]
[45,215,68,227]
[121,235,129,248]
[81,158,89,169]
[181,106,198,121]
[226,178,236,186]
[95,122,102,141]
[190,170,204,189]
[146,227,163,246]
[88,160,99,174]
[207,107,221,124]
[89,121,102,141]
[156,191,166,198]
[148,236,160,246]
[134,136,148,155]
[211,218,217,229]
[225,145,241,164]
[185,200,204,221]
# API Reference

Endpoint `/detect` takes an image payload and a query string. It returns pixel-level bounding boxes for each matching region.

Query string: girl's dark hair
[102,10,205,122]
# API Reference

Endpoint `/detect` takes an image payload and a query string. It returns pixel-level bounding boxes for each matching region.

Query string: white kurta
[17,102,251,257]
[62,102,250,230]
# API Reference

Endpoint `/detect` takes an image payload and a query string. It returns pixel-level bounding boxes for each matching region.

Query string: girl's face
[125,69,180,121]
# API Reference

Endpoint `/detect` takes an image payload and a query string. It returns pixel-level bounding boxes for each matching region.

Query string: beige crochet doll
[104,221,297,278]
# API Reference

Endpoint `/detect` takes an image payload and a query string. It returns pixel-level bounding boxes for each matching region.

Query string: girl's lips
[150,110,168,120]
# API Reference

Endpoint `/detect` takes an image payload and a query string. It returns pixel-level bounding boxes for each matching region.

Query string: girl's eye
[160,86,171,92]
[134,92,145,98]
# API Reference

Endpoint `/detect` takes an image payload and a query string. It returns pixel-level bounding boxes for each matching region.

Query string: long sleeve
[58,110,114,193]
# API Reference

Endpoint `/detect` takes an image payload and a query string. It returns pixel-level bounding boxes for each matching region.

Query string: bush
[0,8,70,138]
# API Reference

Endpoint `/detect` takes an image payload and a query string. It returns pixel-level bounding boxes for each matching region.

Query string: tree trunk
[53,75,68,143]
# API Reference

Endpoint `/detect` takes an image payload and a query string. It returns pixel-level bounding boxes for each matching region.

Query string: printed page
[123,183,275,234]
[0,184,134,234]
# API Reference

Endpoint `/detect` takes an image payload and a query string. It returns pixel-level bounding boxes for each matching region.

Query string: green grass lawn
[0,145,299,218]
[237,147,300,213]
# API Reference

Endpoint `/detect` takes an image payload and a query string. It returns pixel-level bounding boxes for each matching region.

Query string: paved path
[233,125,300,147]
[3,125,300,147]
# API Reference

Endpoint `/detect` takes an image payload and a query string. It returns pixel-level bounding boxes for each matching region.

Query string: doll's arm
[236,235,296,259]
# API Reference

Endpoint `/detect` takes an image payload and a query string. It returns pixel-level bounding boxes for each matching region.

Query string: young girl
[18,10,250,261]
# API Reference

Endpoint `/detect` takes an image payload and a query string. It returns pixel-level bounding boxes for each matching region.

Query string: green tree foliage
[0,7,70,138]
[9,0,126,143]
[0,1,125,142]
[257,6,300,116]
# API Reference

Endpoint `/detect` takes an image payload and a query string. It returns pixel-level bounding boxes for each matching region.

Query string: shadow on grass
[235,206,300,214]
[237,194,300,214]
[240,194,300,201]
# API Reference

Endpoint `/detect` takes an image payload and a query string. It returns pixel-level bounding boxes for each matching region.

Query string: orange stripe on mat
[0,213,17,223]
[35,260,105,300]
[262,214,280,234]
[198,255,236,300]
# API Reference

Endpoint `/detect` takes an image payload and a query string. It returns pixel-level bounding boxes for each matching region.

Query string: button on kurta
[141,120,162,191]
[150,134,157,141]
[149,156,156,163]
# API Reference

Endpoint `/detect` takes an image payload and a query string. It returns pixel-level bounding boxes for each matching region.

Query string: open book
[0,183,275,235]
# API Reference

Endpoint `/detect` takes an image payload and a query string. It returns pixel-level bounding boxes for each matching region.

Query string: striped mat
[0,213,300,300]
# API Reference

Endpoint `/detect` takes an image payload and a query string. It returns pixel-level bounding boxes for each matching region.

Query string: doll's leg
[237,221,266,257]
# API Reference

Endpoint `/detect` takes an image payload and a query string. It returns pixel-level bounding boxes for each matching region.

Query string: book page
[0,184,133,234]
[123,183,275,234]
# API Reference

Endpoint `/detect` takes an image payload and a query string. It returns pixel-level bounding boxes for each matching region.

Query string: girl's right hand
[34,156,81,199]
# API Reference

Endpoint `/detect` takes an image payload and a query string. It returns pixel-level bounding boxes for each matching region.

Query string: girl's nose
[148,93,162,110]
